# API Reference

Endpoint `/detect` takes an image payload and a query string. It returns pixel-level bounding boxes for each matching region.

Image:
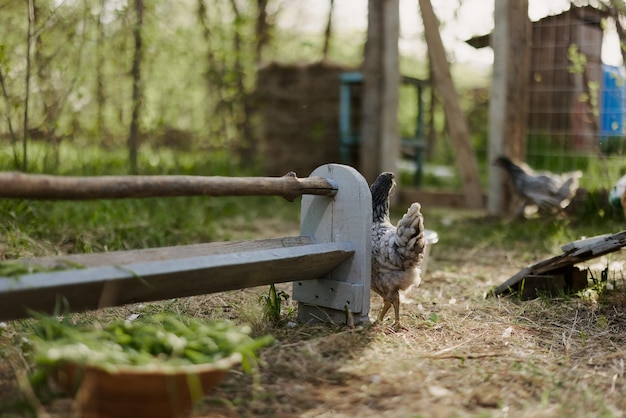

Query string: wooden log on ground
[493,230,626,298]
[0,171,337,202]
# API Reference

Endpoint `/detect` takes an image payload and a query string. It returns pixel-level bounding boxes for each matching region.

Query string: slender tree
[196,0,228,143]
[0,52,19,168]
[322,0,334,60]
[33,1,88,169]
[95,0,108,146]
[128,0,144,174]
[228,0,256,164]
[22,0,36,172]
[254,0,272,65]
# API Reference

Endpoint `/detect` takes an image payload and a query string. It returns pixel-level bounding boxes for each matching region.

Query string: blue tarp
[600,64,626,138]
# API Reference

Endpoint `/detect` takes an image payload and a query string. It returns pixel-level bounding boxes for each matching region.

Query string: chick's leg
[391,290,407,330]
[377,300,392,322]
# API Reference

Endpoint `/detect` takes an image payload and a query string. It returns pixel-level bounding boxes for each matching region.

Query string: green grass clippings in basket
[29,312,274,418]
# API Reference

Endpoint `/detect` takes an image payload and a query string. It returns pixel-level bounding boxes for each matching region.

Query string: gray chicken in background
[495,156,582,216]
[370,172,426,330]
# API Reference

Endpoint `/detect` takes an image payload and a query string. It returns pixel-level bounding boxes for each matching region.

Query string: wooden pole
[360,0,400,184]
[418,0,484,209]
[488,0,530,216]
[0,172,337,202]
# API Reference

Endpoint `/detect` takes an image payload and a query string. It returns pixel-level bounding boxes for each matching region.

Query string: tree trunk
[128,0,144,174]
[255,0,271,65]
[360,0,400,184]
[229,0,256,165]
[197,0,226,143]
[0,59,19,168]
[322,0,334,60]
[96,0,107,146]
[419,0,484,209]
[488,0,530,216]
[22,0,36,172]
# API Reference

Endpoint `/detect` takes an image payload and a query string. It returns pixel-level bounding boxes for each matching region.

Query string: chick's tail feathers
[394,202,426,268]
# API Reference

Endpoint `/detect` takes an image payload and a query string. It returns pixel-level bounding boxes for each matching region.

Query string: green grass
[2,143,626,417]
[0,195,299,257]
[2,141,624,259]
[0,143,300,257]
[1,142,244,176]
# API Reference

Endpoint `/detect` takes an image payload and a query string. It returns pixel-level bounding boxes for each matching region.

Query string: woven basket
[54,354,242,418]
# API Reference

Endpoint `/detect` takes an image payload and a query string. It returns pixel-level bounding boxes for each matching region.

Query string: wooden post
[488,0,530,216]
[360,0,400,184]
[293,164,372,325]
[419,0,484,209]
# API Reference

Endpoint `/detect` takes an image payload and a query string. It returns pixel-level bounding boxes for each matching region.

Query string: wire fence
[522,5,625,190]
[416,4,626,193]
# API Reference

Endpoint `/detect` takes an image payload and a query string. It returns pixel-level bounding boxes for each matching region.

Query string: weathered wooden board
[0,240,355,321]
[493,230,626,298]
[15,236,314,269]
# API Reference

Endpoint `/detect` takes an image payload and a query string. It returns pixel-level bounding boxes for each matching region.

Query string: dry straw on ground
[2,211,626,417]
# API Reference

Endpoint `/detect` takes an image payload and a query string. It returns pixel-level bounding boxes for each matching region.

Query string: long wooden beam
[0,171,338,202]
[0,238,356,321]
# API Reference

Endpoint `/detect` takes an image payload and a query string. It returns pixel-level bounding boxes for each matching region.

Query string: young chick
[370,172,426,329]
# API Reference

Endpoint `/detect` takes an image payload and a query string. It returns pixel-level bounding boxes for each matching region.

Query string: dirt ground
[2,213,626,417]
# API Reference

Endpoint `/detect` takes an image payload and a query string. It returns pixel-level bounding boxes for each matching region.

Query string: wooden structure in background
[255,63,350,177]
[469,6,606,146]
[339,72,428,186]
[419,0,484,209]
[0,164,373,325]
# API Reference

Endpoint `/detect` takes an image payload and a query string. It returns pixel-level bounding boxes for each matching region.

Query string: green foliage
[259,284,290,325]
[0,0,274,162]
[30,312,274,371]
[600,135,626,155]
[567,44,587,75]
